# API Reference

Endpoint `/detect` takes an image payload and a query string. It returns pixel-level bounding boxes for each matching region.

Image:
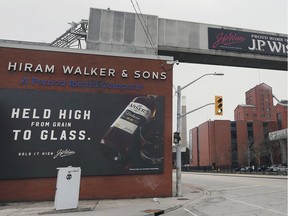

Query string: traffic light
[173,132,181,144]
[215,96,223,115]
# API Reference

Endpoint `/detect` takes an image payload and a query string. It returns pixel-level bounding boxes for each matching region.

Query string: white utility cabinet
[54,166,81,210]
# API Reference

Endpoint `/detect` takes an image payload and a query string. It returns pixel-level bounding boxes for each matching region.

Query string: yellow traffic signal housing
[215,96,223,115]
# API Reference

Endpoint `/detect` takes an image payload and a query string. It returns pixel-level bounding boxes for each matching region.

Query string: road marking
[226,197,286,215]
[184,208,198,216]
[211,185,261,191]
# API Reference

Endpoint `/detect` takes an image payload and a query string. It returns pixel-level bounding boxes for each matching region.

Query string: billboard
[208,27,288,57]
[0,45,172,179]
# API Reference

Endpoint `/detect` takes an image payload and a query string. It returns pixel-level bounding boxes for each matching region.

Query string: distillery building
[190,83,287,170]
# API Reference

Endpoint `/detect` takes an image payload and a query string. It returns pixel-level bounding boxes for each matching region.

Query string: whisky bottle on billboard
[139,118,164,164]
[100,95,157,162]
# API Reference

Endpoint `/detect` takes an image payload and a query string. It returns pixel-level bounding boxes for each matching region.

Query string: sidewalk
[0,172,286,216]
[0,183,200,216]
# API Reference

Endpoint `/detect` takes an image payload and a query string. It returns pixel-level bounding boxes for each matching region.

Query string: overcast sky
[1,0,287,134]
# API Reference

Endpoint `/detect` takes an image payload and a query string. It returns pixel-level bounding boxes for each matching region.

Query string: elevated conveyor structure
[50,19,88,49]
[85,8,287,71]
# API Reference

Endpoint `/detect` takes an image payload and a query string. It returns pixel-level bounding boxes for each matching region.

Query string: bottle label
[112,102,152,134]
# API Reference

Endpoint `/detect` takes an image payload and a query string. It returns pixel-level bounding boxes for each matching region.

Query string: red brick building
[234,83,275,121]
[191,83,287,169]
[191,119,282,169]
[274,103,288,130]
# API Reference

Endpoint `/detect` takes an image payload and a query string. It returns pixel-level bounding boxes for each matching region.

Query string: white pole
[176,85,182,197]
[174,72,224,197]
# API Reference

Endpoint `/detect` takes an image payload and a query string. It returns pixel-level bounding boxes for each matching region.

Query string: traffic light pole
[182,103,215,118]
[176,85,182,197]
[175,72,224,197]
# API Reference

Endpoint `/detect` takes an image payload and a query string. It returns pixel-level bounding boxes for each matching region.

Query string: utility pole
[175,72,224,197]
[176,85,182,197]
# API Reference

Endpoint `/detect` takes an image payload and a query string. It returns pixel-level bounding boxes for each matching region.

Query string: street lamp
[175,72,224,197]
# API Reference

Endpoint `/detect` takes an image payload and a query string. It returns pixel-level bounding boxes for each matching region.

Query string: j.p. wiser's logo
[208,27,288,57]
[211,32,246,48]
[112,102,152,134]
[128,102,152,118]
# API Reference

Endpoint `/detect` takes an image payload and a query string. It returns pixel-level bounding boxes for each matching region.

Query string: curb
[144,204,183,216]
[186,172,288,180]
[39,207,94,215]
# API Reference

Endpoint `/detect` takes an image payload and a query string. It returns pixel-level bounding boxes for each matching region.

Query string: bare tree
[262,139,279,165]
[253,144,264,166]
[247,136,255,167]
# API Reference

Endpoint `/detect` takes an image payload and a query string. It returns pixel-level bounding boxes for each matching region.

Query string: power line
[130,0,157,54]
[134,0,158,53]
[130,0,174,73]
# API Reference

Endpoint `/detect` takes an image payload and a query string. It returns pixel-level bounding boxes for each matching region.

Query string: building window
[253,114,257,117]
[247,122,253,130]
[277,113,282,129]
[230,122,238,168]
[263,122,269,139]
[247,122,255,165]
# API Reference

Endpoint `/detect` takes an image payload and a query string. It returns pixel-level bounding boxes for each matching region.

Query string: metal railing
[50,19,88,49]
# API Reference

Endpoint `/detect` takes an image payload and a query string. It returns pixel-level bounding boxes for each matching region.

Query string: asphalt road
[168,172,287,216]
